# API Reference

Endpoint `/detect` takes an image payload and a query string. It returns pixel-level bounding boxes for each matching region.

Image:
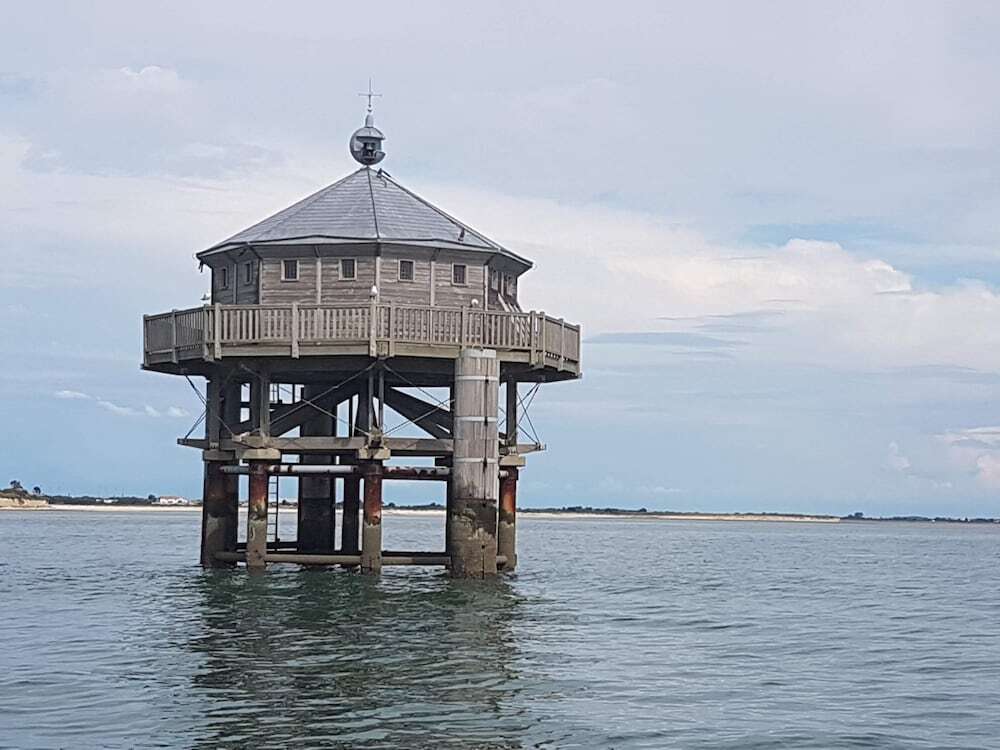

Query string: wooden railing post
[460,306,468,347]
[529,311,537,365]
[291,302,299,358]
[143,315,150,366]
[213,304,222,360]
[201,306,210,360]
[387,302,395,357]
[559,317,566,370]
[170,309,178,364]
[538,311,546,367]
[368,297,378,357]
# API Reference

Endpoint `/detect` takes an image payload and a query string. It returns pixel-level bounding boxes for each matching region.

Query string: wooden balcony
[143,302,581,377]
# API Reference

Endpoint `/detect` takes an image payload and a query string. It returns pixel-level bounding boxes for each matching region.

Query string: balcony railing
[143,302,581,373]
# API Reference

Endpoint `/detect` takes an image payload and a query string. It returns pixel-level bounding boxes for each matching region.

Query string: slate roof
[199,167,530,266]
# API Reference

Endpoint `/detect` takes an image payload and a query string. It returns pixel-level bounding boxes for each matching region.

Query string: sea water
[1,511,998,749]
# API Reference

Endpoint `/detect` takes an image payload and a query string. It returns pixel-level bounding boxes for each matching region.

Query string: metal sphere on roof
[350,112,386,166]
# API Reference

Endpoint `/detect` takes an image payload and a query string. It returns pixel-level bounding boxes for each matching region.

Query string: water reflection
[188,568,528,749]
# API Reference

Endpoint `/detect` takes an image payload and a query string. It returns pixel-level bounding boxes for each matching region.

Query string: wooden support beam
[382,386,453,439]
[505,379,518,448]
[180,435,545,458]
[214,551,475,567]
[249,371,271,436]
[230,378,363,436]
[297,384,335,554]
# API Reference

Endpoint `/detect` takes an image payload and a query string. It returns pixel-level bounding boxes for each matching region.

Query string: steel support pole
[361,461,383,573]
[246,460,269,570]
[200,460,235,568]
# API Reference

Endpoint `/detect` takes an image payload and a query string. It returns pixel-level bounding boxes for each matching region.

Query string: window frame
[452,263,468,286]
[490,268,499,291]
[219,266,230,290]
[339,257,357,281]
[244,261,253,285]
[281,259,299,282]
[398,258,415,282]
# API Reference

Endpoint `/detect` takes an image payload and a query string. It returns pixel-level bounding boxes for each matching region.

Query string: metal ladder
[267,470,281,543]
[265,382,293,544]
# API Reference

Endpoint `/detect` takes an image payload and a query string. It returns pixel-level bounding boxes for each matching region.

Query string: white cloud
[115,66,185,95]
[939,427,1000,488]
[887,442,912,473]
[95,398,140,417]
[974,454,1000,489]
[54,389,90,400]
[51,389,190,419]
[428,183,1000,373]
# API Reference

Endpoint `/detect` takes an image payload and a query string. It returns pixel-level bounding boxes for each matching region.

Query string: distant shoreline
[3,502,998,525]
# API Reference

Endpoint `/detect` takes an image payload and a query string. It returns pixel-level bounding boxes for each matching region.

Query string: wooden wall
[208,244,520,309]
[211,259,259,305]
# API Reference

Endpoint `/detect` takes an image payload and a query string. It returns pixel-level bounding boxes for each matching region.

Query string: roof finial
[350,79,386,166]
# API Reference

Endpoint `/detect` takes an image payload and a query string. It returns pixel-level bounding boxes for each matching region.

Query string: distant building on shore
[157,495,192,506]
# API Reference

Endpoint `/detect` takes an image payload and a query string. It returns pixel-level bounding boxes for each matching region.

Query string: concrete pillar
[297,385,335,553]
[246,460,270,570]
[448,349,500,578]
[498,467,518,572]
[361,461,383,573]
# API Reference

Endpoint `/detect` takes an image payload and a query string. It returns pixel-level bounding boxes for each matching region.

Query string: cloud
[886,442,912,473]
[95,399,140,417]
[54,389,90,400]
[939,427,1000,488]
[426,183,1000,374]
[585,332,744,348]
[52,389,190,419]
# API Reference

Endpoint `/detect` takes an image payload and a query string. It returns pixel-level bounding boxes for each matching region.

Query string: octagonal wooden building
[142,109,581,576]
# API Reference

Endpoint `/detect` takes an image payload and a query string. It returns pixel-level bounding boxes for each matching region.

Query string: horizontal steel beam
[219,464,451,479]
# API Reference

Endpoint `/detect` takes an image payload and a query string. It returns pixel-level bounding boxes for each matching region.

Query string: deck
[143,302,581,377]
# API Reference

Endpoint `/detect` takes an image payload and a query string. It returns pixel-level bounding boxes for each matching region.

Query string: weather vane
[358,78,382,114]
[350,78,386,166]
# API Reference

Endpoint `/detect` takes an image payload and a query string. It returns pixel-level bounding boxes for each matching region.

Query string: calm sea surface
[1,511,998,749]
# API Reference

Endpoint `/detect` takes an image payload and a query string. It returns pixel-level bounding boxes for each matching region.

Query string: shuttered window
[399,259,415,281]
[340,258,357,280]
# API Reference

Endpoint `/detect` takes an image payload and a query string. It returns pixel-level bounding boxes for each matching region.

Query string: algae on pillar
[448,349,501,578]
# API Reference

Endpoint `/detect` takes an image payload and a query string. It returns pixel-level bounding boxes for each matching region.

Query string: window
[490,268,499,291]
[502,273,512,295]
[398,259,415,281]
[340,258,357,280]
[219,266,229,289]
[452,263,467,285]
[281,259,299,281]
[244,261,253,284]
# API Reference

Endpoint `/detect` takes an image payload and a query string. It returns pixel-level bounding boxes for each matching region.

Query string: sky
[3,1,1000,515]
